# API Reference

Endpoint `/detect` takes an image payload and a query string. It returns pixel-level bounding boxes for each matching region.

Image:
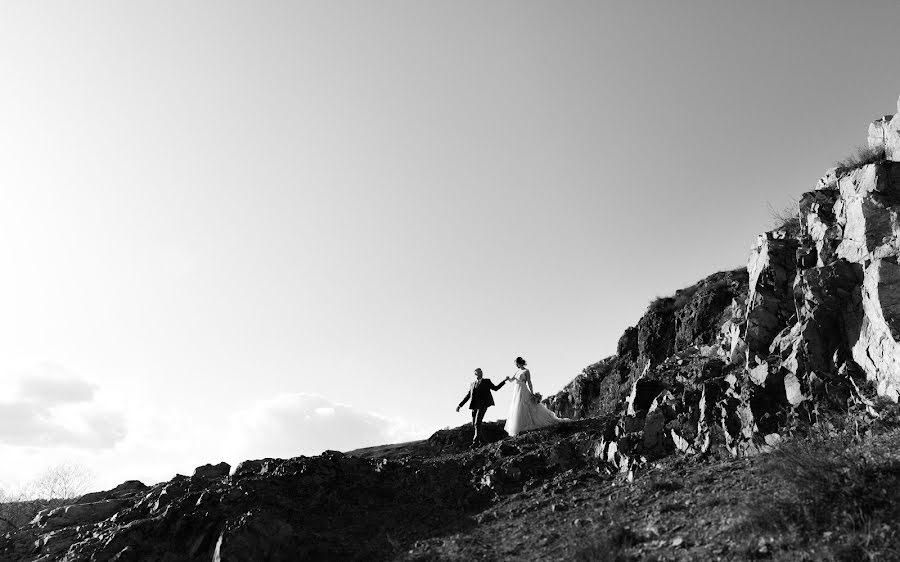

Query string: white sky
[1,1,899,491]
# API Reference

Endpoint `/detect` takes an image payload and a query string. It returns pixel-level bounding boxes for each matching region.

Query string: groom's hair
[474,368,483,375]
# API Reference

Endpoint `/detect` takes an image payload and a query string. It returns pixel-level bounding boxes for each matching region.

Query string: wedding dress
[504,368,563,436]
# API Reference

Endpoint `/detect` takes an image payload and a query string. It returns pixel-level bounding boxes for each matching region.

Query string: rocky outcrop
[799,159,900,399]
[0,450,493,561]
[0,422,615,562]
[546,268,749,421]
[745,233,798,362]
[546,95,900,467]
[867,95,900,162]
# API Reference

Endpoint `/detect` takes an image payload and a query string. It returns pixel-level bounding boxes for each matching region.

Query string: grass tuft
[574,525,641,562]
[744,431,900,560]
[835,145,885,173]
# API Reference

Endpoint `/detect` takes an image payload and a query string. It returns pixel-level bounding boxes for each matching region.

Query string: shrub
[24,462,94,500]
[648,275,734,315]
[835,145,885,173]
[648,284,698,315]
[767,201,801,236]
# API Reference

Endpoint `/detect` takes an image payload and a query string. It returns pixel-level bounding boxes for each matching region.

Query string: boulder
[745,233,798,360]
[77,480,148,504]
[192,463,231,480]
[36,499,130,530]
[852,258,900,399]
[867,95,900,161]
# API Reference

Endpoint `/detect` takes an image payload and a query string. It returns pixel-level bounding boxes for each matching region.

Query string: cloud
[0,363,126,450]
[17,363,97,405]
[224,393,429,463]
[0,376,436,492]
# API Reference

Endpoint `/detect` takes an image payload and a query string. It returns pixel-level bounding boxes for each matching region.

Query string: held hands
[455,406,460,412]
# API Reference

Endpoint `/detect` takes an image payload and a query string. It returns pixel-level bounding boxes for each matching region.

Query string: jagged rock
[853,257,900,399]
[547,270,747,421]
[641,409,668,455]
[801,188,841,265]
[77,480,148,504]
[34,528,78,557]
[34,499,130,530]
[213,513,303,562]
[674,271,747,351]
[746,233,798,361]
[867,95,900,161]
[548,441,578,470]
[232,459,276,478]
[616,326,638,363]
[638,300,677,366]
[496,442,519,458]
[833,164,900,262]
[426,421,508,454]
[784,372,804,405]
[193,463,231,480]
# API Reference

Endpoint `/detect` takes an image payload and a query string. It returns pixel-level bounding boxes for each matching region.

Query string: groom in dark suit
[456,368,506,447]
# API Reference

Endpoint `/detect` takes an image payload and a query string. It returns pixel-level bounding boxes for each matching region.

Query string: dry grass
[744,430,900,560]
[574,525,642,562]
[835,145,886,173]
[648,275,733,314]
[768,201,801,236]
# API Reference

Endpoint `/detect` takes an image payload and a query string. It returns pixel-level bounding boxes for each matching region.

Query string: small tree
[768,201,801,237]
[25,462,95,500]
[0,462,95,532]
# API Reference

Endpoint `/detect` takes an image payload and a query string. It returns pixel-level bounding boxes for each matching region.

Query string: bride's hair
[515,356,527,366]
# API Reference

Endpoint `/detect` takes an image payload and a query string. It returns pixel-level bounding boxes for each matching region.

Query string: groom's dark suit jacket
[458,378,506,411]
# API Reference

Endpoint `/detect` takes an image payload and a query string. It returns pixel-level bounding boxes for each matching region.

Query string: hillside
[6,97,900,561]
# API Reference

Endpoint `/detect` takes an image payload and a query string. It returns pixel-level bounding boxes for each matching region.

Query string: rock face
[867,95,900,162]
[541,96,900,465]
[545,268,749,422]
[802,160,900,399]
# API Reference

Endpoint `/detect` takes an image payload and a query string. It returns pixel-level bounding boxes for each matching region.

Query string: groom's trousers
[471,408,487,443]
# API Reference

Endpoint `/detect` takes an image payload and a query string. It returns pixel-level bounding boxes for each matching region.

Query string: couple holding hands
[456,356,564,446]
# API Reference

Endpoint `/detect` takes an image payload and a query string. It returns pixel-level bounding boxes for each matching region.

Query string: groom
[456,368,506,447]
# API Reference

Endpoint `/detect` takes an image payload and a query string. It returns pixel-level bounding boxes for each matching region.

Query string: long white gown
[504,368,563,436]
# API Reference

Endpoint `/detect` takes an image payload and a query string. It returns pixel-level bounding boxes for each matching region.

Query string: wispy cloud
[0,363,125,449]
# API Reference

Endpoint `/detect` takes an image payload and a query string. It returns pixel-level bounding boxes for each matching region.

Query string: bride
[504,356,563,436]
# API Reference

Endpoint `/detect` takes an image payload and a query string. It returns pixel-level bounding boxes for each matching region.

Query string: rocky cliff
[544,95,900,469]
[5,98,900,561]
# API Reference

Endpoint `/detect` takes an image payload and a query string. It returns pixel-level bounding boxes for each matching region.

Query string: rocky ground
[3,404,900,561]
[401,424,900,561]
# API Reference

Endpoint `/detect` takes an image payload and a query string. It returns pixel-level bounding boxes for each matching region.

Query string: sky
[1,1,899,492]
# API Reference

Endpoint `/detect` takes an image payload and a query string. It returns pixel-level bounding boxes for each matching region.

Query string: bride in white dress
[504,357,563,436]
